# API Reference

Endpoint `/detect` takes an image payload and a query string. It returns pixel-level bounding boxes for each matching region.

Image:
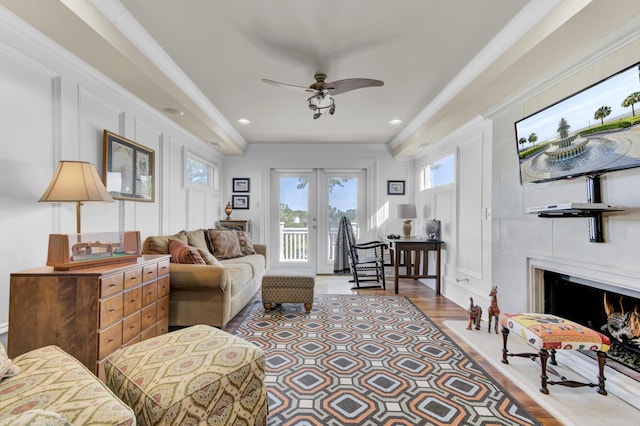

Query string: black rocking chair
[347,239,388,289]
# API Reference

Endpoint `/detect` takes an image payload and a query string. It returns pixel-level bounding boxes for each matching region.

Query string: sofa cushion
[196,247,224,267]
[221,263,253,297]
[0,343,19,381]
[207,229,243,259]
[184,229,209,251]
[168,239,206,264]
[145,231,188,254]
[222,254,266,277]
[0,345,134,425]
[236,231,257,256]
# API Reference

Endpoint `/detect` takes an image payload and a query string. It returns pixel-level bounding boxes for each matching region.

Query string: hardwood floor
[314,274,562,426]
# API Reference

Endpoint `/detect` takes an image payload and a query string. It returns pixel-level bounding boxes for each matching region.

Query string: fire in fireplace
[544,270,640,375]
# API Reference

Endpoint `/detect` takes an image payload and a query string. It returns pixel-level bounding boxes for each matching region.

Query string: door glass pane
[279,177,309,262]
[327,176,358,262]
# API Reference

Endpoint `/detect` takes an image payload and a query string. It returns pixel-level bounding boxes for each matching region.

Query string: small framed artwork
[232,194,250,209]
[233,178,250,193]
[387,180,405,195]
[103,130,155,201]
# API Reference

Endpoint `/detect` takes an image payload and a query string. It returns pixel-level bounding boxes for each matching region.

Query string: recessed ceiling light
[389,119,402,125]
[163,107,184,116]
[238,118,251,125]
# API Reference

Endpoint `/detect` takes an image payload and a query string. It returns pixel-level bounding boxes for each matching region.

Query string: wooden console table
[218,219,251,232]
[8,254,170,380]
[384,238,443,295]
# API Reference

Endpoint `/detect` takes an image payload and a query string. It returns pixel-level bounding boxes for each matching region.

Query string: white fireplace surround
[527,255,640,407]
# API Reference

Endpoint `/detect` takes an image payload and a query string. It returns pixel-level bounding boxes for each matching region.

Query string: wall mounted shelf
[526,175,624,243]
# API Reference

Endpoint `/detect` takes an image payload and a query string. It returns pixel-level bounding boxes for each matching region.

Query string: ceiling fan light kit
[262,72,383,119]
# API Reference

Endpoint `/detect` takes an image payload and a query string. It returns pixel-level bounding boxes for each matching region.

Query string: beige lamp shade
[397,204,417,219]
[39,161,114,233]
[397,204,417,238]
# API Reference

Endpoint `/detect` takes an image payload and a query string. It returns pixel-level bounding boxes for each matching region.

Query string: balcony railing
[279,222,358,262]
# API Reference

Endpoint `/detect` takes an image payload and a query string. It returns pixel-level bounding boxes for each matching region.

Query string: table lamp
[397,203,417,238]
[39,160,114,233]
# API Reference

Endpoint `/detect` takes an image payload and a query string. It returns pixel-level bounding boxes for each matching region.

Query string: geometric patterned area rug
[224,295,540,425]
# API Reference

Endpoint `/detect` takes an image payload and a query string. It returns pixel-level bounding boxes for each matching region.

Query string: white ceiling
[3,1,640,157]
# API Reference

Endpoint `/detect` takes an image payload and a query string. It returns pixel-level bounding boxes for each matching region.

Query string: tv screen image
[515,62,640,184]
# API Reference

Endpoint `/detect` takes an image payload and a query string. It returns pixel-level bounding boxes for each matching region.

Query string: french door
[269,168,366,273]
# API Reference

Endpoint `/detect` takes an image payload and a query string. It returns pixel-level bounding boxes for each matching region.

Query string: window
[421,153,454,190]
[184,150,217,189]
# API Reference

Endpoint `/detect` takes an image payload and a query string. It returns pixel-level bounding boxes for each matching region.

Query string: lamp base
[402,220,412,238]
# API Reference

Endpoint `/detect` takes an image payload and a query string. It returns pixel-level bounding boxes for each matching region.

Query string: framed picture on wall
[102,130,155,202]
[232,194,250,209]
[233,178,250,192]
[387,180,405,195]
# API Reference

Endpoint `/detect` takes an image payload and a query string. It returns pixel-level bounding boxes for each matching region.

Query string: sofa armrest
[169,264,231,293]
[253,243,267,258]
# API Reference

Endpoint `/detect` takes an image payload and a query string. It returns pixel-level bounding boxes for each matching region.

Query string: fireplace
[526,257,640,406]
[544,271,640,376]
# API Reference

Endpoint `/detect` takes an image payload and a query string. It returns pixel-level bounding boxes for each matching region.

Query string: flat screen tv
[515,61,640,184]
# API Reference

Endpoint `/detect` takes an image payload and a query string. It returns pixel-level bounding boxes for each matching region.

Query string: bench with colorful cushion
[499,313,610,395]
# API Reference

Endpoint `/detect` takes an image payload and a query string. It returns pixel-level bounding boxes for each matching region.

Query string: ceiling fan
[262,73,384,119]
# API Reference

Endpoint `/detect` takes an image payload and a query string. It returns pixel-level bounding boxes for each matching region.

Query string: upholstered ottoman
[104,325,267,425]
[262,265,316,313]
[499,313,610,395]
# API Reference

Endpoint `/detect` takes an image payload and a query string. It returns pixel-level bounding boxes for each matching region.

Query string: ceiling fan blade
[326,78,384,95]
[261,78,313,93]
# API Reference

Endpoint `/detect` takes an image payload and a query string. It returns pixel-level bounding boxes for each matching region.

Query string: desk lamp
[397,204,417,238]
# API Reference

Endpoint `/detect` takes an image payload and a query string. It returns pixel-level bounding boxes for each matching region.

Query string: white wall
[490,38,640,313]
[414,117,494,310]
[0,9,224,346]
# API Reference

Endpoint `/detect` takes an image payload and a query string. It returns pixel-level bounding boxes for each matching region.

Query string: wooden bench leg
[597,350,608,395]
[501,326,510,364]
[539,348,550,394]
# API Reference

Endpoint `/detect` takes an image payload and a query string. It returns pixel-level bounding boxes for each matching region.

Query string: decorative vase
[224,202,232,219]
[402,220,412,238]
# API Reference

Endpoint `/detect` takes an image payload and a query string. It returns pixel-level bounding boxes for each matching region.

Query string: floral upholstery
[0,345,135,425]
[104,324,267,425]
[500,313,611,351]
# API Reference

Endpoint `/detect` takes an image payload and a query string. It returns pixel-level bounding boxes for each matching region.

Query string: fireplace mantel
[527,255,640,312]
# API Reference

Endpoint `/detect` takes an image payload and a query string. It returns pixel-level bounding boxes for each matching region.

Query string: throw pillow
[236,231,256,256]
[206,229,243,259]
[146,231,188,254]
[184,229,209,251]
[196,248,225,267]
[168,239,206,264]
[0,343,20,380]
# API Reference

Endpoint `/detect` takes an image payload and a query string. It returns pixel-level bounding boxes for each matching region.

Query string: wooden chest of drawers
[8,254,170,380]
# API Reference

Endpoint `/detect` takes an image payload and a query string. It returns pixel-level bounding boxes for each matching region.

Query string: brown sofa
[142,229,266,328]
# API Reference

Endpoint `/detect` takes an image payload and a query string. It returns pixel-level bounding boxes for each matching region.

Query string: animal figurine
[488,286,500,334]
[467,297,482,330]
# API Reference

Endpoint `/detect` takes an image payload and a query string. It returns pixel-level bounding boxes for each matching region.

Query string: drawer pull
[147,315,152,319]
[130,325,136,329]
[130,299,136,302]
[109,283,116,287]
[148,291,153,295]
[108,338,114,342]
[109,308,115,312]
[130,276,136,280]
